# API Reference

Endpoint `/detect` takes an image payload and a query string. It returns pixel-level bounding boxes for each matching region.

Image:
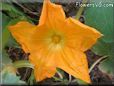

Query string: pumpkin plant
[85,0,114,75]
[2,0,113,85]
[8,0,102,83]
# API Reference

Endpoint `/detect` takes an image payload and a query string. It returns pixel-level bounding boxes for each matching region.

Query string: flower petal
[34,64,56,81]
[39,0,65,27]
[64,17,102,51]
[57,47,91,83]
[29,49,57,81]
[8,21,36,52]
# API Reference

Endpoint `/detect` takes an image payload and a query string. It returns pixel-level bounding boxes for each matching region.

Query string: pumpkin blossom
[9,0,102,83]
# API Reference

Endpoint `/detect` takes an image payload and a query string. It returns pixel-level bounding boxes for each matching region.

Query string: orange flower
[9,0,102,83]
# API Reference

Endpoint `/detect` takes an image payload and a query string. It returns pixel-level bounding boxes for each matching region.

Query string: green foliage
[1,2,35,85]
[1,66,26,85]
[2,14,28,66]
[28,71,35,85]
[1,3,24,18]
[2,50,12,69]
[2,14,11,48]
[13,60,34,69]
[2,13,13,70]
[85,1,114,43]
[76,79,88,85]
[85,0,114,75]
[1,0,114,84]
[2,13,11,29]
[2,2,30,66]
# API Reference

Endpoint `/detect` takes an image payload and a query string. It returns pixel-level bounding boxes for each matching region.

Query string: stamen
[52,35,61,44]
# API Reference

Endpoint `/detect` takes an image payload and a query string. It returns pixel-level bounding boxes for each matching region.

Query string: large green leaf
[85,0,114,75]
[99,57,114,75]
[85,0,114,43]
[92,40,112,56]
[99,42,114,75]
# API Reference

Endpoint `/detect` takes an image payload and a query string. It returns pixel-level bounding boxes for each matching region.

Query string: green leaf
[2,50,12,69]
[99,57,114,75]
[1,3,24,17]
[85,0,114,43]
[8,16,28,25]
[1,65,26,85]
[2,13,11,48]
[99,43,114,75]
[76,79,88,85]
[85,0,114,75]
[2,13,11,30]
[92,40,111,56]
[2,26,11,49]
[2,16,28,49]
[1,14,12,69]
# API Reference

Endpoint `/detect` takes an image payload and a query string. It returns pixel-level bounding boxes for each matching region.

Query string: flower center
[52,35,61,44]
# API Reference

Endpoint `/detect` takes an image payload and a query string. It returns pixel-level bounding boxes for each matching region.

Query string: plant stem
[89,56,108,73]
[13,60,34,69]
[12,0,38,16]
[75,0,88,20]
[68,74,72,83]
[57,71,63,79]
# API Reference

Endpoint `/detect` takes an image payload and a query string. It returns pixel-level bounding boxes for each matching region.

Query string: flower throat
[52,35,61,44]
